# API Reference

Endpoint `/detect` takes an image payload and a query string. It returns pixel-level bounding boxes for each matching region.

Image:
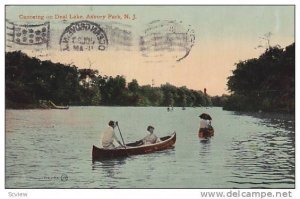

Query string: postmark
[59,20,108,51]
[6,20,50,49]
[102,22,133,51]
[140,20,195,62]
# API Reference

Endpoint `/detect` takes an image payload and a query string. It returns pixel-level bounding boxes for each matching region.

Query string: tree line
[5,51,212,108]
[222,43,295,113]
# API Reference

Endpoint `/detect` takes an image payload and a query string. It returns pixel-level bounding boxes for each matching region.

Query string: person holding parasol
[198,113,214,138]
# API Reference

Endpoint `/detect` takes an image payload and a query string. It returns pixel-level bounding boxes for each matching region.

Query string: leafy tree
[128,79,139,94]
[225,43,295,112]
[6,51,214,108]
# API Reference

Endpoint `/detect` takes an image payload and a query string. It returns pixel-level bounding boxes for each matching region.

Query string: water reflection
[92,158,126,169]
[92,158,126,178]
[199,138,212,171]
[235,111,295,132]
[199,138,211,144]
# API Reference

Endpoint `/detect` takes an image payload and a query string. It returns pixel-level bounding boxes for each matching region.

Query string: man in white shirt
[143,125,159,145]
[101,121,123,149]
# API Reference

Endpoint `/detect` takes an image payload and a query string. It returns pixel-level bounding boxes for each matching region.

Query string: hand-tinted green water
[5,107,294,188]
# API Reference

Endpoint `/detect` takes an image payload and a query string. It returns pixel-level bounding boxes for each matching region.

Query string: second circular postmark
[139,20,195,62]
[59,20,108,52]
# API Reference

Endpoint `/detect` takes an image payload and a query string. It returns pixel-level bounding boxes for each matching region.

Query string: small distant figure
[143,125,160,145]
[171,105,174,111]
[198,113,214,138]
[168,105,172,112]
[101,121,124,149]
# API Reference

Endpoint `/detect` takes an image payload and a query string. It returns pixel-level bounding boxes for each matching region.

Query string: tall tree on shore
[226,43,295,112]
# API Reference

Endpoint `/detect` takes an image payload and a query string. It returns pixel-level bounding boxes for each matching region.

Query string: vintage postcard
[5,5,294,191]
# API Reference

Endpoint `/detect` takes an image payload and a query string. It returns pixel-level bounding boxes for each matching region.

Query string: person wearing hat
[101,121,124,149]
[142,125,160,145]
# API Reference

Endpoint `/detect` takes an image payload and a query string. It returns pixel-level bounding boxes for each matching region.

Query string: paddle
[115,121,131,157]
[115,121,127,149]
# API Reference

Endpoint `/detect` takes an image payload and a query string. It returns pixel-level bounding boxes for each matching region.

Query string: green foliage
[5,51,212,108]
[128,79,139,93]
[225,43,295,112]
[211,95,229,107]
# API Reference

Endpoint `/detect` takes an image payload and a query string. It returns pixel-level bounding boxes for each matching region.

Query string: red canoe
[198,127,214,138]
[92,132,176,160]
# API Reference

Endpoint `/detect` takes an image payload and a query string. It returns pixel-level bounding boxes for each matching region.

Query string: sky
[5,5,294,96]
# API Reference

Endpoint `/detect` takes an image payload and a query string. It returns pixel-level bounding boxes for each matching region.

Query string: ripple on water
[226,127,294,188]
[5,107,295,188]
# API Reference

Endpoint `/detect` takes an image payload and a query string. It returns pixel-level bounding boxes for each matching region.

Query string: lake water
[5,107,295,188]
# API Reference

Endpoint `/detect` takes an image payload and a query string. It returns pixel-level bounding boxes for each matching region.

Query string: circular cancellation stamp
[140,20,195,62]
[59,20,108,51]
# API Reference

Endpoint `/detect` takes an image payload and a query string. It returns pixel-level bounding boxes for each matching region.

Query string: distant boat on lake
[39,100,69,110]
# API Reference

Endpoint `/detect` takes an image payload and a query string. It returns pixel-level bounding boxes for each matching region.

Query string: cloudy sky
[6,5,294,95]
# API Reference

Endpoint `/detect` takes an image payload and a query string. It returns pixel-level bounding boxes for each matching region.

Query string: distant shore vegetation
[6,42,294,113]
[215,42,295,113]
[6,51,212,109]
